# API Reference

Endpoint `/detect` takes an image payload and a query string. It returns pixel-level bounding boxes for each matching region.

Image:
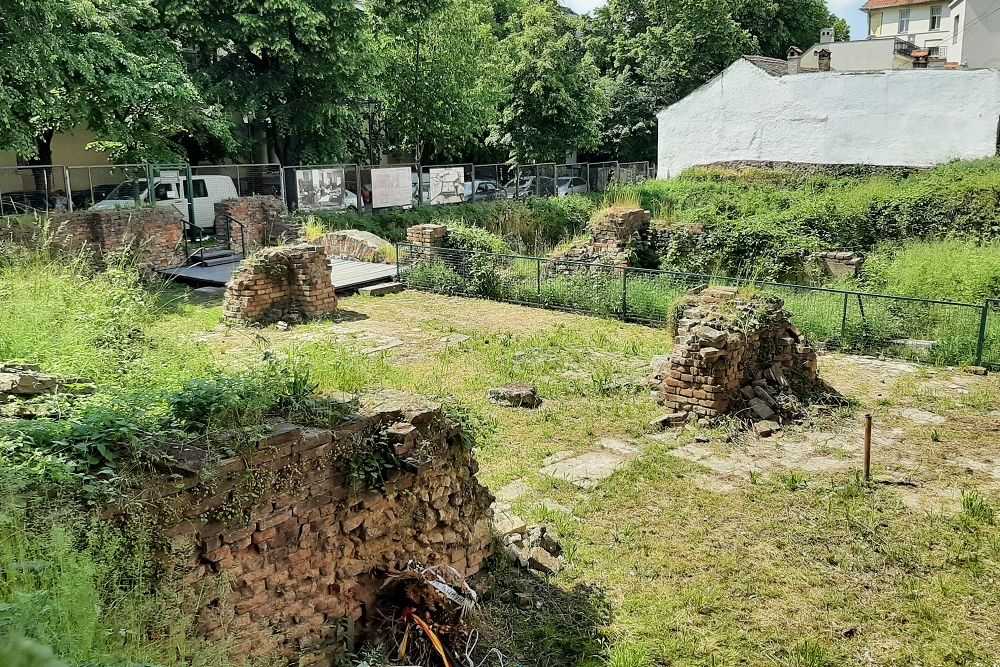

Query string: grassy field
[151,289,1000,665]
[3,251,1000,666]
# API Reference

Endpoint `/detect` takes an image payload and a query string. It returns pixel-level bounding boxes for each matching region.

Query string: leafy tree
[375,0,504,163]
[731,0,849,58]
[0,0,228,166]
[491,0,605,163]
[159,0,376,165]
[585,0,753,162]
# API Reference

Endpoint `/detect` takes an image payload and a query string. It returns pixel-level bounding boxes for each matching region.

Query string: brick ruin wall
[127,392,494,663]
[318,229,393,263]
[215,196,292,252]
[550,207,652,268]
[652,287,820,421]
[0,207,184,271]
[223,244,338,324]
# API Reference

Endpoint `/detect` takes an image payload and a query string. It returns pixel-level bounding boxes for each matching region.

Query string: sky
[560,0,870,42]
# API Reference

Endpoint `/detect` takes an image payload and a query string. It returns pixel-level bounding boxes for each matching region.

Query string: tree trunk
[29,129,55,192]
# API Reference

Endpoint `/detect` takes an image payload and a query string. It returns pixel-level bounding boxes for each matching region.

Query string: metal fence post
[536,258,542,303]
[975,301,990,366]
[622,270,629,320]
[145,164,155,205]
[840,292,849,344]
[63,166,73,212]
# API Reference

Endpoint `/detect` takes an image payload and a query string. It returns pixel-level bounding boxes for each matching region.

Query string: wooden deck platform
[159,259,399,291]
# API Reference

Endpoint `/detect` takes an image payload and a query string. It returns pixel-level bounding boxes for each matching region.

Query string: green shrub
[639,158,1000,281]
[445,221,510,254]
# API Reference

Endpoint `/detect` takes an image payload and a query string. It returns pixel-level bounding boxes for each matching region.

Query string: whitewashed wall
[656,60,1000,178]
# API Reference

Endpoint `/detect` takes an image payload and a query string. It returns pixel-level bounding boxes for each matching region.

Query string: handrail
[215,213,247,259]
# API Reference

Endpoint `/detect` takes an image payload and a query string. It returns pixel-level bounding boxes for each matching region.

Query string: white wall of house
[868,1,955,59]
[801,38,912,70]
[655,59,1000,178]
[949,0,1000,68]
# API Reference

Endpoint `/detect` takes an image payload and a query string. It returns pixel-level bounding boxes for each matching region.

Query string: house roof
[742,55,789,77]
[862,0,935,10]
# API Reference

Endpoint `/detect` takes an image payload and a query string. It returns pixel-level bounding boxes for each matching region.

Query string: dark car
[71,184,121,209]
[0,191,58,215]
[463,180,507,202]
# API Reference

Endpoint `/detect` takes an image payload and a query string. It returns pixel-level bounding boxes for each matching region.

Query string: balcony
[893,38,919,58]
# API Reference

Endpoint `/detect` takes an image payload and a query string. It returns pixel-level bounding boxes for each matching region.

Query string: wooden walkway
[159,259,398,291]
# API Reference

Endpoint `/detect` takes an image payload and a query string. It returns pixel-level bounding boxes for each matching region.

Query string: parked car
[463,180,507,202]
[90,174,239,232]
[504,176,557,199]
[556,176,590,197]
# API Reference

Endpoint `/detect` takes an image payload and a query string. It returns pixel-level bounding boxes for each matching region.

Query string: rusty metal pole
[863,413,872,482]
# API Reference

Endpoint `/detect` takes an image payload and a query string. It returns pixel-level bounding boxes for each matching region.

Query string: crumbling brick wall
[125,391,494,663]
[215,196,291,252]
[652,287,822,422]
[406,224,449,247]
[551,207,652,267]
[2,207,184,271]
[318,229,393,263]
[223,245,337,324]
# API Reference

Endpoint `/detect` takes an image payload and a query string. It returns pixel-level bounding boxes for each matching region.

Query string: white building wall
[655,59,1000,178]
[869,1,954,57]
[950,0,1000,68]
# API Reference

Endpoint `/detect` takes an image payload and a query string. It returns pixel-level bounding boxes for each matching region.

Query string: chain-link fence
[616,161,651,184]
[0,164,73,215]
[587,161,618,193]
[192,163,282,198]
[396,243,999,368]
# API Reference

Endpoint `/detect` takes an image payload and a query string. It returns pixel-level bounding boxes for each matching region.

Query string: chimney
[912,49,930,68]
[820,27,835,44]
[786,46,803,74]
[818,48,832,72]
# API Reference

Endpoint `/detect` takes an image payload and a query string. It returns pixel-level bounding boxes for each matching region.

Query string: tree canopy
[1,0,853,166]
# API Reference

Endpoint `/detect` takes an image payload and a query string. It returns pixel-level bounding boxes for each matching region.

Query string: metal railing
[395,243,999,368]
[180,213,247,265]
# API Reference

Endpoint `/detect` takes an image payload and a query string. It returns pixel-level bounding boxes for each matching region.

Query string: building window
[930,5,943,30]
[898,9,911,33]
[929,46,940,57]
[953,14,960,43]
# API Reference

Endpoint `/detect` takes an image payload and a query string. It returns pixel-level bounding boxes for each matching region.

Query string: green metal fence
[395,243,999,369]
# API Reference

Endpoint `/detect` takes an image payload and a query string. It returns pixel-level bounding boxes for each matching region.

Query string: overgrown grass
[0,508,236,667]
[862,239,1000,302]
[401,257,992,366]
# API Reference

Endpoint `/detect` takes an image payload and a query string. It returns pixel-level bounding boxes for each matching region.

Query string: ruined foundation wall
[215,196,291,251]
[1,207,184,271]
[653,287,820,420]
[223,244,337,324]
[552,207,652,267]
[134,392,494,662]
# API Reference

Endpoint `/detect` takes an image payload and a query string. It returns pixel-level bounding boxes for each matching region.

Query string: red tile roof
[862,0,935,10]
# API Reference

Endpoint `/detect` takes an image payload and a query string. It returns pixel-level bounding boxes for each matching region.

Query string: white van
[90,174,238,231]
